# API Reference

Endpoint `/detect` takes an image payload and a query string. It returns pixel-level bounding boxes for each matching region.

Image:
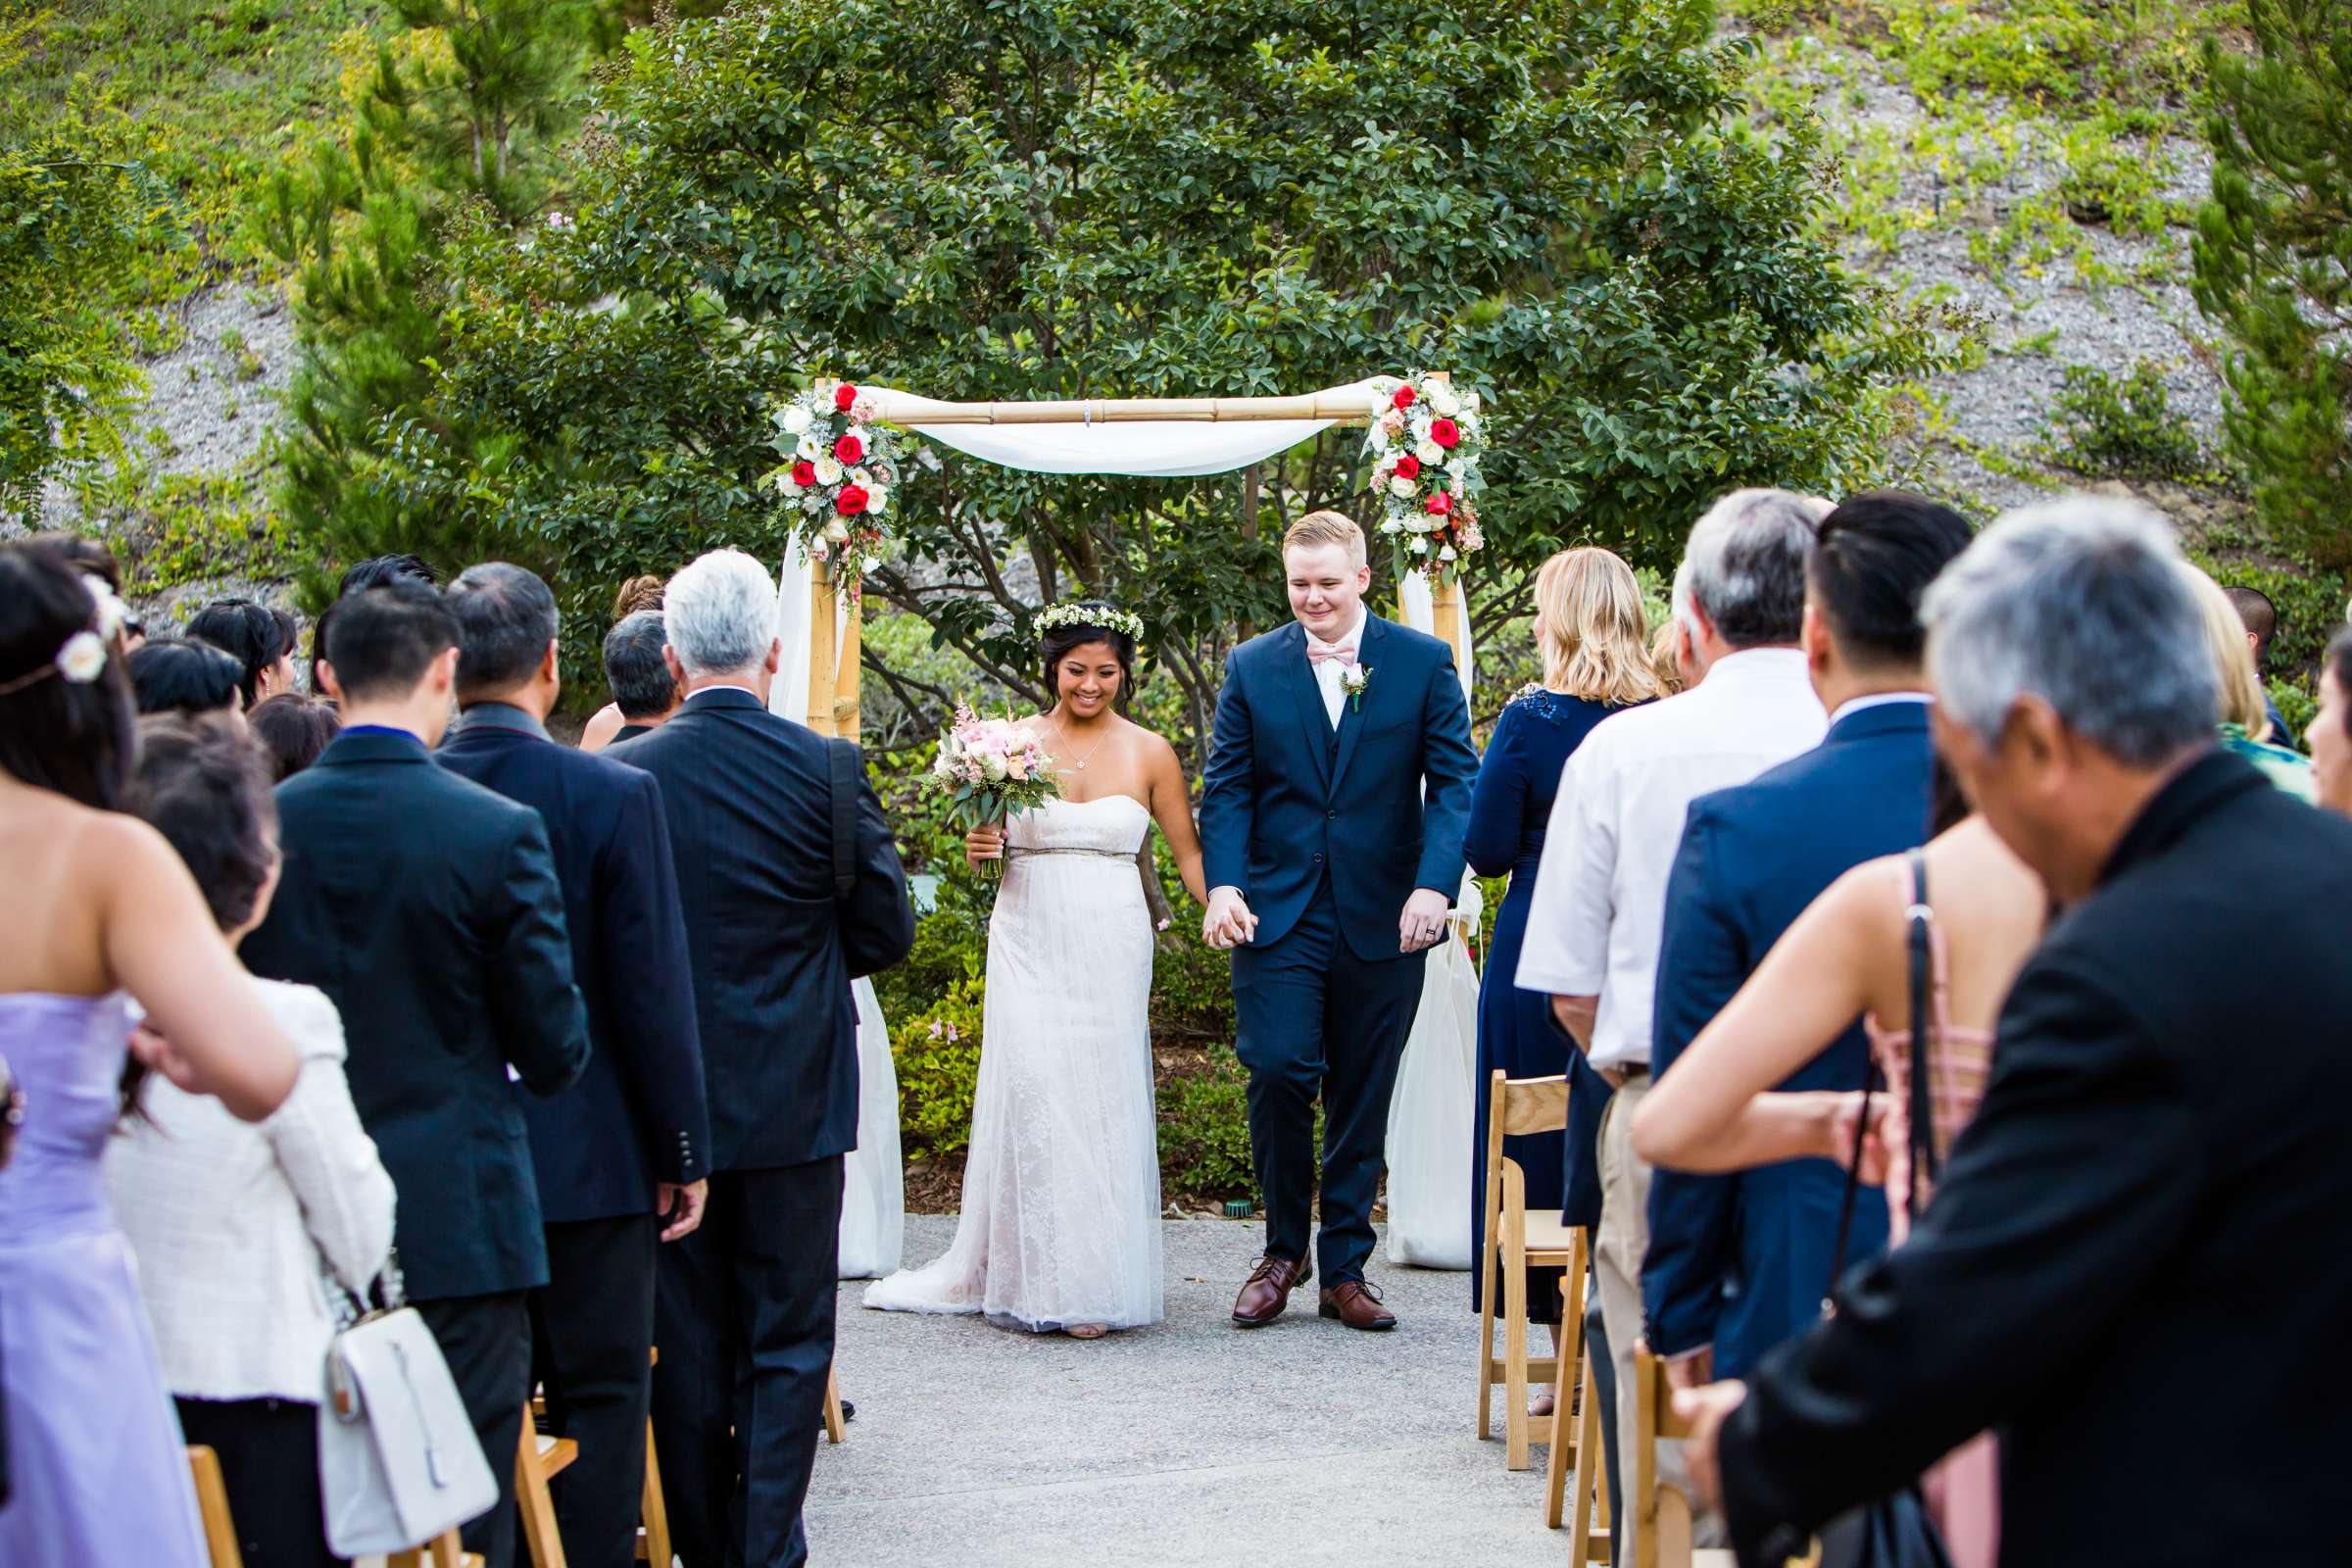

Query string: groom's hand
[1398,888,1451,954]
[1203,886,1257,950]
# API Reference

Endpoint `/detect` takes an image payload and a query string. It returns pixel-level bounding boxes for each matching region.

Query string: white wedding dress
[863,794,1166,1332]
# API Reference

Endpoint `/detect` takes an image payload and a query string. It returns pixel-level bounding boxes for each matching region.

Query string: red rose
[1430,416,1460,449]
[791,460,817,487]
[834,432,863,465]
[1392,384,1416,411]
[834,383,858,412]
[1425,490,1452,516]
[1394,453,1421,480]
[836,484,870,515]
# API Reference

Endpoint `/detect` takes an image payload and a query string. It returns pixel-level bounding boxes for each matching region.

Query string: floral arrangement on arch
[1363,371,1488,585]
[766,378,906,586]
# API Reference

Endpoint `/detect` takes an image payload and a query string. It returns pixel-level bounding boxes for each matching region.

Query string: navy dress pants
[1232,883,1428,1283]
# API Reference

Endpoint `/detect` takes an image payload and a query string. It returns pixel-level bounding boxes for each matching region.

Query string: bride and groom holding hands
[865,510,1479,1338]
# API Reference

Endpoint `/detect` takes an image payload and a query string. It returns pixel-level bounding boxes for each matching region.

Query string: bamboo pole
[860,379,1384,429]
[833,588,861,742]
[1432,576,1466,677]
[807,557,839,738]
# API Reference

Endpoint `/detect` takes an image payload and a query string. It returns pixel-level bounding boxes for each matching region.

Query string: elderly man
[611,551,913,1568]
[1679,498,2352,1567]
[1516,487,1832,1555]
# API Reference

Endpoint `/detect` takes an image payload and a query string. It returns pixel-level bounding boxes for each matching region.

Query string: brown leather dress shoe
[1318,1279,1397,1331]
[1231,1251,1312,1327]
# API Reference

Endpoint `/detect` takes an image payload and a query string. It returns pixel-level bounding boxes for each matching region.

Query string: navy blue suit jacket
[1643,701,1934,1377]
[437,706,710,1223]
[1199,615,1478,962]
[609,690,914,1172]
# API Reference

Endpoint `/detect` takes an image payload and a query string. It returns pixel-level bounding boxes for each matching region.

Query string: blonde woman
[1463,548,1661,1385]
[2181,564,2314,800]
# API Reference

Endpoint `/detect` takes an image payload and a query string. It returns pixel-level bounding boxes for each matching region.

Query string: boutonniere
[1341,662,1371,711]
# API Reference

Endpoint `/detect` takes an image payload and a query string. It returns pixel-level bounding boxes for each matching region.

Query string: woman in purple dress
[0,541,299,1564]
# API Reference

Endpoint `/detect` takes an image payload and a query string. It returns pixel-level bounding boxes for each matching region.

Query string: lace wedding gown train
[864,794,1165,1332]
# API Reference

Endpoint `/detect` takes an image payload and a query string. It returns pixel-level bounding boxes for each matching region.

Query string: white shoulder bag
[317,1256,499,1556]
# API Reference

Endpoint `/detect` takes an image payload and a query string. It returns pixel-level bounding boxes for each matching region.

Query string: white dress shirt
[1307,605,1369,729]
[1514,647,1828,1071]
[106,977,397,1402]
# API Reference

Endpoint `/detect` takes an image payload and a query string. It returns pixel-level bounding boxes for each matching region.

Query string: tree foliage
[377,0,1953,752]
[2193,0,2352,572]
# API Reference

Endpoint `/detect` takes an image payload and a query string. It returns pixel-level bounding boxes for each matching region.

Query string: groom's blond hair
[1284,510,1367,568]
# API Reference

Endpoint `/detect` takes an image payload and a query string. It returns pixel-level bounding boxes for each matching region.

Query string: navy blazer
[1722,752,2352,1567]
[1199,614,1479,962]
[242,728,591,1300]
[608,690,914,1172]
[1643,700,1934,1377]
[437,705,710,1223]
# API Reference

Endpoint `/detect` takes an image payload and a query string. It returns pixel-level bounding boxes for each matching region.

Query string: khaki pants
[1595,1075,1720,1557]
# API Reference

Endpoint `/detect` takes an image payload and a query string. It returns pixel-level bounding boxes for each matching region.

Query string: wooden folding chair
[1632,1346,1736,1568]
[1475,1070,1586,1472]
[186,1446,244,1568]
[1566,1348,1613,1561]
[638,1347,671,1565]
[823,1363,846,1444]
[388,1535,483,1568]
[517,1409,581,1568]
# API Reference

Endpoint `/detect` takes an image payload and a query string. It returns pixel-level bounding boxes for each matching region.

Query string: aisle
[809,1216,1562,1565]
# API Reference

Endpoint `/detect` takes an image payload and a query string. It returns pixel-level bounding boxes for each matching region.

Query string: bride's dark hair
[1039,602,1138,710]
[0,541,136,809]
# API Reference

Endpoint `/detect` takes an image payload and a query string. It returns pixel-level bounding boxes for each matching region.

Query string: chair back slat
[1498,1074,1570,1137]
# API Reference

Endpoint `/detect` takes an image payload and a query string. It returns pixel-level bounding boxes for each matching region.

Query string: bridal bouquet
[928,705,1060,879]
[763,378,908,590]
[1363,370,1489,587]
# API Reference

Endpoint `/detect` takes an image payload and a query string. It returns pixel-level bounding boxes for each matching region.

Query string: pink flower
[1377,409,1406,436]
[1457,520,1485,551]
[1156,917,1171,931]
[928,1019,944,1039]
[1425,490,1453,516]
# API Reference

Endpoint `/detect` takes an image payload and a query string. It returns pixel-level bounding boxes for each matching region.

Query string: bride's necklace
[1054,713,1112,772]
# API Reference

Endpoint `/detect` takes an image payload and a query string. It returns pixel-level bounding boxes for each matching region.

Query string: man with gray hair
[610,549,913,1568]
[1517,486,1832,1554]
[1679,497,2352,1566]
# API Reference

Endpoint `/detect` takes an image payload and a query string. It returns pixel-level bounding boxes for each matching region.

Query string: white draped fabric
[1382,573,1482,1270]
[769,537,906,1280]
[906,416,1337,477]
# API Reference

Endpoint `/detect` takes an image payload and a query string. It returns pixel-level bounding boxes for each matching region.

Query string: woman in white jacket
[107,714,396,1568]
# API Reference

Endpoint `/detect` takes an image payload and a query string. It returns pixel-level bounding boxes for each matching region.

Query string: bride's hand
[965,826,1006,871]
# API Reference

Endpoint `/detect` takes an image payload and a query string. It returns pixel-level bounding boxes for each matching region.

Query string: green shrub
[2269,676,2317,752]
[1156,1054,1257,1204]
[892,975,986,1158]
[2036,362,2207,480]
[2192,552,2348,678]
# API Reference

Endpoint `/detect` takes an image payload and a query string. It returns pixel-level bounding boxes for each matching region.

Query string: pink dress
[1862,858,1999,1568]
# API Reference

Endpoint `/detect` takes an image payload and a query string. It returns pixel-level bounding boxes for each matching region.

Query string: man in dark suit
[1199,510,1479,1331]
[243,577,590,1568]
[602,610,680,745]
[1643,492,1973,1389]
[438,564,710,1568]
[609,549,913,1568]
[1679,499,2352,1567]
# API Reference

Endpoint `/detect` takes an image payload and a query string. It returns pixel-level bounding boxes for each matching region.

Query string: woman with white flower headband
[865,600,1206,1339]
[0,541,302,1565]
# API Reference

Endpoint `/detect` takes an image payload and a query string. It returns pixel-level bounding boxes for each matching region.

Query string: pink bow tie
[1307,643,1358,666]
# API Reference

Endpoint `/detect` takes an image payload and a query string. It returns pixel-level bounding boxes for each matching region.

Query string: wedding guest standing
[246,693,343,782]
[439,564,710,1568]
[1678,498,2352,1568]
[0,542,299,1566]
[2222,584,2297,751]
[1462,548,1660,1395]
[1642,491,1972,1394]
[307,554,435,703]
[1514,488,1831,1559]
[107,713,396,1568]
[129,635,245,717]
[242,578,590,1568]
[186,598,298,709]
[581,577,669,753]
[610,550,912,1568]
[2312,629,2352,816]
[2183,566,2313,799]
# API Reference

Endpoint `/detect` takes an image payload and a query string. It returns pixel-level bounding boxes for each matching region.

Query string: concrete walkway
[809,1216,1569,1566]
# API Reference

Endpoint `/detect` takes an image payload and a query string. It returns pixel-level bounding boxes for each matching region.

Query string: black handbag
[1803,849,1952,1568]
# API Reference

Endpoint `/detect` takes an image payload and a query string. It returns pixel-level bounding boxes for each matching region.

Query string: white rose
[1409,537,1430,556]
[796,434,823,463]
[1439,545,1458,562]
[864,483,891,514]
[824,518,851,542]
[932,754,956,780]
[982,753,1008,783]
[800,495,823,514]
[781,405,813,434]
[1415,439,1444,466]
[1427,383,1460,416]
[1389,476,1415,499]
[814,455,845,485]
[55,630,107,684]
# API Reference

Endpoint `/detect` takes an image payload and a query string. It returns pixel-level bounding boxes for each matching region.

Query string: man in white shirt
[1516,487,1832,1555]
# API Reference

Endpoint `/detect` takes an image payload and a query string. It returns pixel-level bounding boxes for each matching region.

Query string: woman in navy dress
[1466,548,1662,1396]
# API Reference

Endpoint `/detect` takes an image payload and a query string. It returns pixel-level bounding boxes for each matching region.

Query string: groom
[1200,510,1479,1331]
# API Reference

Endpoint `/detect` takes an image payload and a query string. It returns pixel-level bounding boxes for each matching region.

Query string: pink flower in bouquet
[834,383,859,412]
[1457,519,1485,552]
[1430,416,1460,449]
[1425,490,1453,516]
[1377,409,1407,437]
[851,398,878,422]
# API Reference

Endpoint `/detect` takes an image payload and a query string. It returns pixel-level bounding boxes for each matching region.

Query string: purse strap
[1904,848,1940,1211]
[327,1248,409,1333]
[826,738,859,902]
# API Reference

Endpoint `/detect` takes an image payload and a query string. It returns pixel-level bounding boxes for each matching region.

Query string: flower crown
[1033,601,1144,645]
[0,574,123,698]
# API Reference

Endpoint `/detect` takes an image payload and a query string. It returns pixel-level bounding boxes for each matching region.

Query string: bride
[864,601,1206,1337]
